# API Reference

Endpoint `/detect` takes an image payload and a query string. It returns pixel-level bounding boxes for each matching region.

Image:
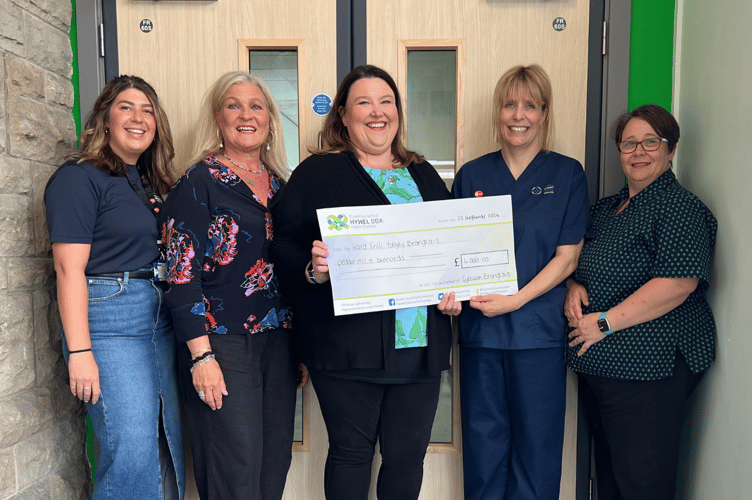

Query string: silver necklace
[223,153,266,185]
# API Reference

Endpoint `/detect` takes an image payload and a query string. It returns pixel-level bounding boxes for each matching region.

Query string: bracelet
[68,348,92,354]
[190,347,212,356]
[306,260,321,284]
[191,351,215,364]
[190,354,216,373]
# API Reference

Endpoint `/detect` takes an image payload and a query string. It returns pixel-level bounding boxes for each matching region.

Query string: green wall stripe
[628,0,675,111]
[70,0,81,137]
[70,0,95,478]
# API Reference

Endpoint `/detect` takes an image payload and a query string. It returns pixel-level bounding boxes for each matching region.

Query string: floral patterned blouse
[160,155,292,343]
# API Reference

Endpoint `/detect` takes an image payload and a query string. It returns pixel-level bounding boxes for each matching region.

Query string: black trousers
[310,370,441,500]
[578,352,704,500]
[179,331,297,500]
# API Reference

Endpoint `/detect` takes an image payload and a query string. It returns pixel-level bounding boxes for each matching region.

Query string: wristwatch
[306,261,321,284]
[597,311,614,336]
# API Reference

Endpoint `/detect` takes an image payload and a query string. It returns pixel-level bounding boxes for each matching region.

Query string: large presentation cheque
[316,195,518,316]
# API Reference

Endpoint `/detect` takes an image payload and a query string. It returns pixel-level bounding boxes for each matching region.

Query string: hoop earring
[105,127,109,134]
[266,130,274,151]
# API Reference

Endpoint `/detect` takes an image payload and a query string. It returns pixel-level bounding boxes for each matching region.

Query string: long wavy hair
[187,72,289,180]
[492,64,555,152]
[312,65,424,166]
[67,75,175,195]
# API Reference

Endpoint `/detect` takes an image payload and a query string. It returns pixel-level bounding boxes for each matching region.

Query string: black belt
[87,270,154,280]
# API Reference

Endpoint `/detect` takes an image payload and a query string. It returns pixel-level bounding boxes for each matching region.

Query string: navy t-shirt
[45,160,160,275]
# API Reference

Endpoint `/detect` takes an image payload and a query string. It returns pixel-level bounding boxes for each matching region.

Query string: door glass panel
[406,50,457,189]
[430,369,453,443]
[250,50,304,442]
[249,50,300,169]
[406,49,456,443]
[293,387,303,442]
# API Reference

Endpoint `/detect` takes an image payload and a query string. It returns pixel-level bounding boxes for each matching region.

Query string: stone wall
[0,0,88,499]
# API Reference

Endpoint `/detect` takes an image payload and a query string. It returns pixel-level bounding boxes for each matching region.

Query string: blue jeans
[62,274,186,500]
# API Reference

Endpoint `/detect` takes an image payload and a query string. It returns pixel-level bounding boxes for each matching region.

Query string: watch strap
[598,311,614,335]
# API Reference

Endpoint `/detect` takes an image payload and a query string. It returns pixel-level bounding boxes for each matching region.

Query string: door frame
[77,1,634,497]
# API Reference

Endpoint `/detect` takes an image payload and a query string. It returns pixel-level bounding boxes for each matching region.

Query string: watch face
[597,318,608,333]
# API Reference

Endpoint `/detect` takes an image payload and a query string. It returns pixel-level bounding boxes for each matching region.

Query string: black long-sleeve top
[270,151,452,376]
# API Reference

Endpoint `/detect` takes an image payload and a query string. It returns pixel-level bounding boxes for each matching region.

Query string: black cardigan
[270,151,453,375]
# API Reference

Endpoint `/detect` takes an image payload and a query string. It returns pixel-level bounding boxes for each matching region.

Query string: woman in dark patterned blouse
[565,104,717,500]
[159,72,308,500]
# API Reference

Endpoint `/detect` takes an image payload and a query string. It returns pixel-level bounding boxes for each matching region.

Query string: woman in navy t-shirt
[45,76,185,500]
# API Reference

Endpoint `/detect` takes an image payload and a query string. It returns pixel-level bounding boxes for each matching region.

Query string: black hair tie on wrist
[192,351,215,364]
[69,348,92,354]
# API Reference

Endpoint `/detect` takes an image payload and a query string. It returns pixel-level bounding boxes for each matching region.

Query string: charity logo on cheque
[327,214,349,231]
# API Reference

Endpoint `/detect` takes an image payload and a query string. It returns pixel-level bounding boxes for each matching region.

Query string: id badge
[153,260,168,282]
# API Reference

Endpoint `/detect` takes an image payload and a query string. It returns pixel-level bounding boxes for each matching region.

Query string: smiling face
[107,88,156,165]
[339,77,399,162]
[498,88,547,153]
[217,82,270,157]
[619,117,676,195]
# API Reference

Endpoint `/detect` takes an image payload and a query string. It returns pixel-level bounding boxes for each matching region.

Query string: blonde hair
[67,75,175,194]
[187,71,289,180]
[492,64,555,152]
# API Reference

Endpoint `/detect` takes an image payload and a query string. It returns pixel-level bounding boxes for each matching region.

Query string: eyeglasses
[617,137,668,154]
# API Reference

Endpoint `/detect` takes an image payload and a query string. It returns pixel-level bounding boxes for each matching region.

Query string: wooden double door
[115,1,592,498]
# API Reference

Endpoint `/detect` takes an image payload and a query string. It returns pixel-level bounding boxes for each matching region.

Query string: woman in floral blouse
[160,71,307,500]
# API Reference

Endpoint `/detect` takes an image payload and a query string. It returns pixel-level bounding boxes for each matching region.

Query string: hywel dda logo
[327,214,349,231]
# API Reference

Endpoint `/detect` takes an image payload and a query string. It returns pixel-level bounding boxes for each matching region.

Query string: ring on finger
[197,391,206,400]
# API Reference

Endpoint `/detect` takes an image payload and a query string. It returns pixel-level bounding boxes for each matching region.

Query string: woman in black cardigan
[270,65,460,500]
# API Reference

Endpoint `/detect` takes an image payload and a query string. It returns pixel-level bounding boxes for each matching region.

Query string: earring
[105,127,109,134]
[266,130,274,151]
[217,129,223,150]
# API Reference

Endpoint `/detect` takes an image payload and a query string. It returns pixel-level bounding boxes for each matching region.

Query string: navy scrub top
[452,150,591,349]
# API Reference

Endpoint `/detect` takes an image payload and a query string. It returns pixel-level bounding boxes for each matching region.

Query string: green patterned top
[364,166,428,349]
[566,169,717,380]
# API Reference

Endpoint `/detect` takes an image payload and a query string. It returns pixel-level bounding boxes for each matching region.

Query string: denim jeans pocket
[87,278,125,302]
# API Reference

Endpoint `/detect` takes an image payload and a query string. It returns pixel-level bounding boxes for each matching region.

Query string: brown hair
[187,71,289,180]
[313,65,424,166]
[492,64,554,151]
[67,75,175,194]
[613,104,680,153]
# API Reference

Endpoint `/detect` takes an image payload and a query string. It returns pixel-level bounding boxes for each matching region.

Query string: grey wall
[674,0,752,497]
[0,0,90,498]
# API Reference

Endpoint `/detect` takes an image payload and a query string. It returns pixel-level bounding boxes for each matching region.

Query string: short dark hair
[314,65,423,166]
[68,75,175,194]
[613,104,680,153]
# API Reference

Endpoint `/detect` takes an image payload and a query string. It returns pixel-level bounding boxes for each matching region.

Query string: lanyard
[125,163,163,219]
[125,163,166,259]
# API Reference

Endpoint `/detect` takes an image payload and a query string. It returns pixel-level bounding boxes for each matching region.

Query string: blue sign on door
[311,94,333,116]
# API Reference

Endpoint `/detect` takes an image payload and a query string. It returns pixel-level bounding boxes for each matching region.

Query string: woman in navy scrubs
[452,64,590,500]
